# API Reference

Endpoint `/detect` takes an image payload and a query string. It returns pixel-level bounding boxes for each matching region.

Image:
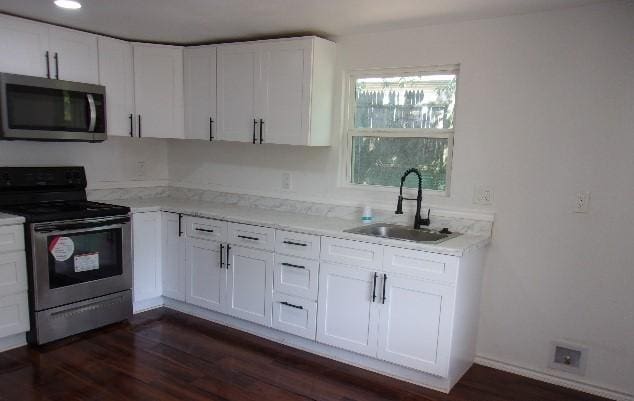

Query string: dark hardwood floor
[0,308,608,401]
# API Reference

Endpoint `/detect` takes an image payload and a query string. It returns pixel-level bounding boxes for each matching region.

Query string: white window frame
[340,64,459,197]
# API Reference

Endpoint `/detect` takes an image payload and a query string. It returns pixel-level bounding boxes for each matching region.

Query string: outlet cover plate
[548,341,588,376]
[473,185,494,205]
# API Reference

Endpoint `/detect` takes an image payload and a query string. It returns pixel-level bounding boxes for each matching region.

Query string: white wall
[169,2,634,397]
[0,136,169,189]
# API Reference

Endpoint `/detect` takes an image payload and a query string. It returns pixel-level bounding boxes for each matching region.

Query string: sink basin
[344,223,459,244]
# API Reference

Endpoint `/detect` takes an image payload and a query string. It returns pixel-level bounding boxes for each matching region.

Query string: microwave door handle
[87,94,97,132]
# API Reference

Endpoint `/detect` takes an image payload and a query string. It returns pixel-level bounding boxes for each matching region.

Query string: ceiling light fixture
[54,0,82,10]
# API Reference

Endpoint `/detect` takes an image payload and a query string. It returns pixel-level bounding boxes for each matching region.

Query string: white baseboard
[475,355,633,401]
[133,296,165,314]
[0,333,26,352]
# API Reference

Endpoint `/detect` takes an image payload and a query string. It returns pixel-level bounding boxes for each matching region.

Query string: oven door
[30,215,131,311]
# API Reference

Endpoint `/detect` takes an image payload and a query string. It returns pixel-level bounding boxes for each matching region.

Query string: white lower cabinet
[0,292,29,338]
[132,212,163,303]
[316,262,380,357]
[225,245,274,327]
[0,224,29,342]
[162,213,186,301]
[272,292,317,340]
[186,238,226,312]
[376,274,454,376]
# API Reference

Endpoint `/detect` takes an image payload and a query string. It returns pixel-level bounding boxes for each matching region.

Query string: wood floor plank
[0,308,612,401]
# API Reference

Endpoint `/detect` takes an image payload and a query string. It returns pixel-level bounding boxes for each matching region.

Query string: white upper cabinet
[217,37,335,146]
[184,46,217,141]
[48,26,99,83]
[258,39,312,146]
[0,15,98,83]
[133,43,184,139]
[98,37,135,137]
[0,15,49,77]
[217,43,259,143]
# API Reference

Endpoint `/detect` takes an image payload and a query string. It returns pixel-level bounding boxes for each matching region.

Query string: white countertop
[109,197,490,257]
[0,212,25,226]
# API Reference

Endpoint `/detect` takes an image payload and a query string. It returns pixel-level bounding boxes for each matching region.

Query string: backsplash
[89,186,494,236]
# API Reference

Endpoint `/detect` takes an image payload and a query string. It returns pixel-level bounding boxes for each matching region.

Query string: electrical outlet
[135,161,146,180]
[281,172,292,191]
[548,341,588,376]
[473,185,494,205]
[574,191,590,213]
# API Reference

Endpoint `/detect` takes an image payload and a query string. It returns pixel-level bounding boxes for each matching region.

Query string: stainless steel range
[0,166,132,345]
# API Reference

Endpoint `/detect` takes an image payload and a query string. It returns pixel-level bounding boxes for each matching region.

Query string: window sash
[343,66,458,195]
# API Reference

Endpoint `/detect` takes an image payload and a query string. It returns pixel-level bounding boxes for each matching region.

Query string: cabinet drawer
[228,223,275,251]
[272,292,317,340]
[275,230,320,259]
[0,292,29,338]
[320,237,383,269]
[383,247,458,284]
[186,217,228,242]
[0,251,27,297]
[0,225,24,253]
[274,255,319,300]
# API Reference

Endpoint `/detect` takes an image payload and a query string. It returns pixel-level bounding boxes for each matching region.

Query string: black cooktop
[0,167,130,223]
[0,200,130,223]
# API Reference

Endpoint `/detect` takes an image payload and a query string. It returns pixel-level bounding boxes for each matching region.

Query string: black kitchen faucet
[395,168,431,229]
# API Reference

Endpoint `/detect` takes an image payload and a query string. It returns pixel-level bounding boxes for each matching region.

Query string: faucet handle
[395,196,404,214]
[421,208,431,226]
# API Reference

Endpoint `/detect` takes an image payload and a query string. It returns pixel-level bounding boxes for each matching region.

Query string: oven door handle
[34,217,130,233]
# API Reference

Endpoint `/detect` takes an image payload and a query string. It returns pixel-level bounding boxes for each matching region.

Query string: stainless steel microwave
[0,73,106,142]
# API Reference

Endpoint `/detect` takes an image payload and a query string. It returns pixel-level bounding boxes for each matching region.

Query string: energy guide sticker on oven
[49,236,75,261]
[74,253,100,272]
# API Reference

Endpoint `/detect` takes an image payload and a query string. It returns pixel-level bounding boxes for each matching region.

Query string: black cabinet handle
[237,235,259,241]
[54,52,59,79]
[138,115,142,138]
[252,119,258,144]
[372,272,378,302]
[45,51,51,79]
[209,118,214,141]
[382,273,387,304]
[195,228,214,233]
[219,244,224,268]
[283,240,307,247]
[281,262,305,270]
[226,245,231,268]
[280,301,303,310]
[259,118,263,144]
[129,114,134,137]
[178,214,183,237]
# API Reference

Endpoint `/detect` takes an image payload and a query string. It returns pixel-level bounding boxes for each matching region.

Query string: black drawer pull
[281,262,305,269]
[237,235,259,241]
[280,301,303,310]
[283,240,307,247]
[195,228,215,233]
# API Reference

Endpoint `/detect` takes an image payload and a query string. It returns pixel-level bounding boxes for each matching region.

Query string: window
[345,66,458,193]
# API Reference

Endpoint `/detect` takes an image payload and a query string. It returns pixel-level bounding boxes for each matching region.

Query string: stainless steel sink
[344,223,459,244]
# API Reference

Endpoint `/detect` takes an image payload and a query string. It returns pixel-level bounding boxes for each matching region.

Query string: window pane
[355,74,456,129]
[351,136,448,191]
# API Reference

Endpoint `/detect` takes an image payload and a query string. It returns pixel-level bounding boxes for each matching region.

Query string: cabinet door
[217,44,259,142]
[132,212,163,302]
[259,39,311,145]
[376,275,454,376]
[186,238,226,312]
[162,213,186,301]
[133,44,184,139]
[49,26,99,83]
[226,245,273,326]
[0,292,29,338]
[0,15,49,77]
[316,262,380,357]
[184,46,217,141]
[98,37,135,137]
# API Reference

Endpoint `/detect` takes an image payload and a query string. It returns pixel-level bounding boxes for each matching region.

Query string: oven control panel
[0,166,86,189]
